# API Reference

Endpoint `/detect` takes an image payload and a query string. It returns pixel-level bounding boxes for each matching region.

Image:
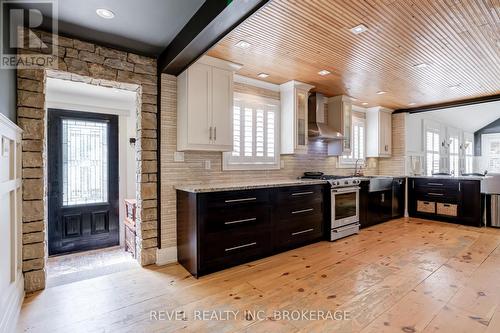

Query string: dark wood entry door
[48,109,119,256]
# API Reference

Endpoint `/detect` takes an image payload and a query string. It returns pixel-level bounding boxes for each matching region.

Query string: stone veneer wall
[17,30,158,292]
[160,74,379,250]
[378,113,406,175]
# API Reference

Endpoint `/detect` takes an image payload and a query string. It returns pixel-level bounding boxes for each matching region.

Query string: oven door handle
[332,186,360,193]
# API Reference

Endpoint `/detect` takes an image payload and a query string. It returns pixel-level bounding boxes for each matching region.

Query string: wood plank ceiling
[207,0,500,109]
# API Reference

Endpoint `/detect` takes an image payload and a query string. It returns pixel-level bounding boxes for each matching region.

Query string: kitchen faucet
[354,159,363,176]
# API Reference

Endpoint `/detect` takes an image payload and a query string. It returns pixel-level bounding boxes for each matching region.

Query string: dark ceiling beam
[394,94,500,114]
[158,0,269,75]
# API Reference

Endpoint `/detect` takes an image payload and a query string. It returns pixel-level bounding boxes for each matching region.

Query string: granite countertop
[407,175,484,180]
[175,179,328,193]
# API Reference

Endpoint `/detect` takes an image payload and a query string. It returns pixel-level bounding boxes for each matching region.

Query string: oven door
[331,187,359,228]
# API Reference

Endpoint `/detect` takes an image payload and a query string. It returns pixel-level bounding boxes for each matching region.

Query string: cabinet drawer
[200,229,271,271]
[275,217,323,249]
[414,188,458,202]
[413,178,459,190]
[436,203,458,217]
[201,206,271,234]
[417,200,435,214]
[276,185,324,205]
[200,189,269,209]
[276,199,323,218]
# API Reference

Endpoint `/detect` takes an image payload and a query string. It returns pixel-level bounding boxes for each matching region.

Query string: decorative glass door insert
[62,119,109,206]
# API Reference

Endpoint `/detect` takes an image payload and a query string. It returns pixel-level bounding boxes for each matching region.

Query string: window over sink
[223,92,280,170]
[339,116,365,166]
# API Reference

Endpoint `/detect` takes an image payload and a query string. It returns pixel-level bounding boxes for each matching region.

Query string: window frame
[223,92,281,171]
[338,116,366,167]
[424,120,441,176]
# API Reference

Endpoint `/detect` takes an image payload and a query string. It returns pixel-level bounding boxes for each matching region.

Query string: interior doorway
[44,77,139,285]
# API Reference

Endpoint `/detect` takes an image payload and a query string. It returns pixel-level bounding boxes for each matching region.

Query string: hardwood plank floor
[17,218,500,333]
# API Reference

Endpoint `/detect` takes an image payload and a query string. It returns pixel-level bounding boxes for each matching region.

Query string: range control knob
[344,180,349,185]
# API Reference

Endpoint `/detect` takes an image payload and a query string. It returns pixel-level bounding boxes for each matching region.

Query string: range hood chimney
[308,92,344,140]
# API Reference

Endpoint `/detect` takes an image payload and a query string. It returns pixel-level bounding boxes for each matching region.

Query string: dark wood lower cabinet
[408,177,482,227]
[177,184,326,277]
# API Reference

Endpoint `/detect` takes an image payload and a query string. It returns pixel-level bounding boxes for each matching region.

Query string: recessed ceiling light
[318,69,331,76]
[350,97,358,101]
[376,91,387,95]
[362,102,368,106]
[350,24,368,34]
[235,40,251,49]
[449,84,460,90]
[413,63,429,68]
[408,102,416,106]
[96,8,115,19]
[257,73,269,78]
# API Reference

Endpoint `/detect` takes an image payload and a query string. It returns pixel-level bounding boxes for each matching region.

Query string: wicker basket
[417,200,435,214]
[437,203,458,216]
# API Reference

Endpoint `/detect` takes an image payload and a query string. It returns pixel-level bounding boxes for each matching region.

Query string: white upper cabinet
[177,56,241,151]
[366,107,392,157]
[280,80,314,154]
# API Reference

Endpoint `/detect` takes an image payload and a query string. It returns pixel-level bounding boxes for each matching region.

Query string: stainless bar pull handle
[224,217,257,225]
[225,197,257,203]
[214,127,217,141]
[291,191,314,196]
[225,242,257,252]
[291,208,314,214]
[209,126,213,141]
[428,192,444,196]
[292,228,314,236]
[428,183,444,186]
[459,182,461,191]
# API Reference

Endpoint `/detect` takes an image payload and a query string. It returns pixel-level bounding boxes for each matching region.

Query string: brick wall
[160,74,379,249]
[17,30,158,292]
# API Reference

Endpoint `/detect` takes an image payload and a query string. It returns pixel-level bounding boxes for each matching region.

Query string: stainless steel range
[301,173,361,241]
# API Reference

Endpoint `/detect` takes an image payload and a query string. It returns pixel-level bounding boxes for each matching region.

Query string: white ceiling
[417,101,500,133]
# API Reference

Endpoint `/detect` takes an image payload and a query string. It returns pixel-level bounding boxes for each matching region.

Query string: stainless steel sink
[368,177,394,192]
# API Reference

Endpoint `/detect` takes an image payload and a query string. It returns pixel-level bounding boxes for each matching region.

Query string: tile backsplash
[160,74,378,248]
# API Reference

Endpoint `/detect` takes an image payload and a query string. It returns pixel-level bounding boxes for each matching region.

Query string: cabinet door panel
[211,67,233,148]
[187,63,211,145]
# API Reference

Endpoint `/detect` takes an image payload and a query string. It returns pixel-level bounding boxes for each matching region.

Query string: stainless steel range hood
[308,92,344,140]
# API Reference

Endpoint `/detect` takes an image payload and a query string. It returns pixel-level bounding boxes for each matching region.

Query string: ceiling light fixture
[376,91,387,95]
[350,24,368,34]
[257,73,269,78]
[449,84,460,90]
[408,102,416,106]
[235,40,251,49]
[362,102,368,106]
[413,63,428,68]
[96,8,115,19]
[318,69,331,76]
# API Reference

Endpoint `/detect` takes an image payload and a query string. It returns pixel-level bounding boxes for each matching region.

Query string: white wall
[0,114,24,333]
[46,78,138,246]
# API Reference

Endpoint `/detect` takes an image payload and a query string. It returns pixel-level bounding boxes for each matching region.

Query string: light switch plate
[280,160,285,169]
[173,151,184,162]
[204,160,211,170]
